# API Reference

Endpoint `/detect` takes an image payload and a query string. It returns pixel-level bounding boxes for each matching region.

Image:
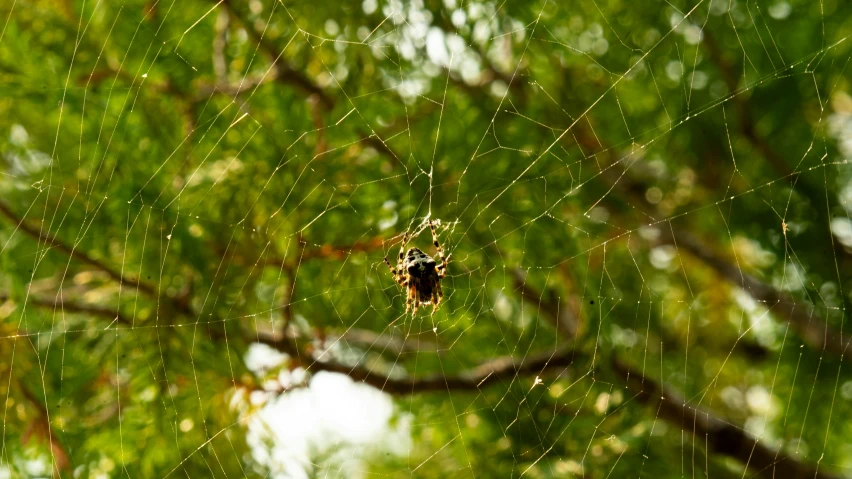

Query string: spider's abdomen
[412,275,435,300]
[405,250,436,278]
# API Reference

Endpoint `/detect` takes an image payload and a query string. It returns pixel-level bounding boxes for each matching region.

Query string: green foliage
[1,0,851,477]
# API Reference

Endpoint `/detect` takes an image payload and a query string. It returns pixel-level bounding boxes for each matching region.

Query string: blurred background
[1,0,851,477]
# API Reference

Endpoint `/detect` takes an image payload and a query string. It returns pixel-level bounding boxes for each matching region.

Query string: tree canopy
[1,0,852,477]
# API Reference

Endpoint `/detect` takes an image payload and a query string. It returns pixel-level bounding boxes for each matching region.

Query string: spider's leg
[429,220,443,258]
[398,232,409,263]
[384,256,398,276]
[412,287,420,315]
[393,233,412,289]
[430,220,450,277]
[433,282,443,312]
[385,256,409,286]
[437,253,452,278]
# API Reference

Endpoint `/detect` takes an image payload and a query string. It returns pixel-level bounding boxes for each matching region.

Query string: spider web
[1,0,851,478]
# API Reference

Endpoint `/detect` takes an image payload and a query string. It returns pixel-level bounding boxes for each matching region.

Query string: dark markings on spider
[384,220,451,314]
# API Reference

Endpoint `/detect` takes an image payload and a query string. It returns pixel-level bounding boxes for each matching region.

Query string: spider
[384,220,450,314]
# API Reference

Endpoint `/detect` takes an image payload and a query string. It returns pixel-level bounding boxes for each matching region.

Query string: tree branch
[589,148,850,364]
[18,379,71,475]
[360,133,406,168]
[0,201,202,324]
[0,201,156,298]
[703,31,842,239]
[0,292,133,326]
[518,279,843,478]
[511,267,580,339]
[218,0,334,109]
[193,71,278,101]
[336,329,440,356]
[255,333,575,395]
[612,359,843,479]
[660,228,851,360]
[254,235,386,268]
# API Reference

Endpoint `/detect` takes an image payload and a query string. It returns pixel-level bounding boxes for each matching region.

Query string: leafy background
[1,0,852,477]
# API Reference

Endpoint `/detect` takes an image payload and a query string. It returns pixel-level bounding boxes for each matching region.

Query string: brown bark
[613,359,842,479]
[256,332,575,395]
